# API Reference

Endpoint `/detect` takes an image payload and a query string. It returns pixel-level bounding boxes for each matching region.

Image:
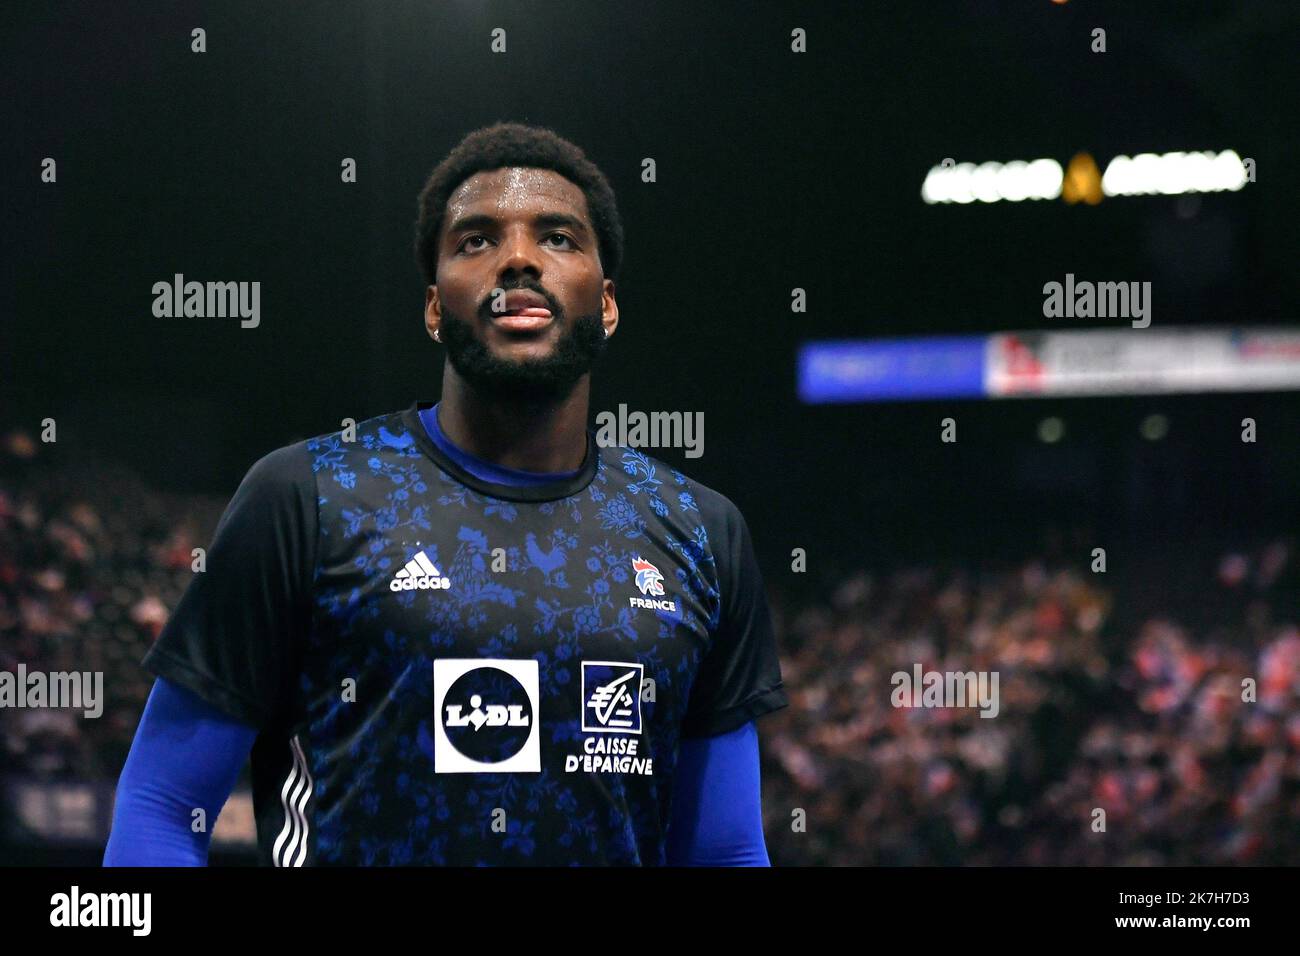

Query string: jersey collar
[402,400,599,503]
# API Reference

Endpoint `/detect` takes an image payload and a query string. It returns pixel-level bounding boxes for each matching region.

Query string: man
[104,122,787,866]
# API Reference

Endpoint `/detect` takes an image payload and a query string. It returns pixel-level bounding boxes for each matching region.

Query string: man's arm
[103,678,257,866]
[665,720,770,866]
[107,443,313,865]
[668,489,787,865]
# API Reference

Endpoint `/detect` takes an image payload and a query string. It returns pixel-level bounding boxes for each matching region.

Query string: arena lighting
[1140,414,1170,441]
[1102,150,1248,196]
[921,149,1247,204]
[1038,417,1065,443]
[921,159,1063,204]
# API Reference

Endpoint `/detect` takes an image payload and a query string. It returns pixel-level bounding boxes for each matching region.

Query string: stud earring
[433,328,441,342]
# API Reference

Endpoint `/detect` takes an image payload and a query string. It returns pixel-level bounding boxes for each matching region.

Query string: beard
[439,299,607,403]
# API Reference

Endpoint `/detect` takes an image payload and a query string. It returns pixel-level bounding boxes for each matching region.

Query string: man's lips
[490,306,553,332]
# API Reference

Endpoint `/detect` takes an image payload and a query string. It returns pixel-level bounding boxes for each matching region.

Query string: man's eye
[459,234,573,252]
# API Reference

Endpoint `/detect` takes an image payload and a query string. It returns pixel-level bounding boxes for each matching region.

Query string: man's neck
[437,371,590,473]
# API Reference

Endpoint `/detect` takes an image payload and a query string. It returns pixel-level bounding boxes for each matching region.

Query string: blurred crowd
[3,429,1298,864]
[763,542,1300,865]
[0,430,224,782]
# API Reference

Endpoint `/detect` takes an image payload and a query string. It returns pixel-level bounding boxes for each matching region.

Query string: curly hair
[414,122,624,287]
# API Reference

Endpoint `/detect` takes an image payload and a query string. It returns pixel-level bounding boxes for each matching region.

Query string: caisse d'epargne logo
[565,661,652,776]
[581,661,644,734]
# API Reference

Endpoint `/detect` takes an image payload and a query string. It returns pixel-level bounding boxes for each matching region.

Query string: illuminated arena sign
[921,150,1249,205]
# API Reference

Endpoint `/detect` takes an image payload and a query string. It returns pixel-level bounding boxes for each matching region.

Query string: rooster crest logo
[631,557,666,596]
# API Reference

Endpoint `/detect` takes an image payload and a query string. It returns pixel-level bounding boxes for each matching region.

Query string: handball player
[103,123,787,866]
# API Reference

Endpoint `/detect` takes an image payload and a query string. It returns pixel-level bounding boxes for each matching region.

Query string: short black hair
[414,122,624,287]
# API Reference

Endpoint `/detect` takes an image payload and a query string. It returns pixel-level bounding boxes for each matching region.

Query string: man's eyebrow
[444,211,591,238]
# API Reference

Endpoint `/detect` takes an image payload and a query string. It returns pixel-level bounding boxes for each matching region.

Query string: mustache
[481,283,558,317]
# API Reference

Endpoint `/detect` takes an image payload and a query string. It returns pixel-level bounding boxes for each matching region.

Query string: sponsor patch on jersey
[565,661,653,776]
[581,661,644,733]
[432,659,540,773]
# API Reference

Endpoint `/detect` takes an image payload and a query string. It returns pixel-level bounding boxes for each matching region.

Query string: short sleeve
[141,442,316,730]
[680,496,788,739]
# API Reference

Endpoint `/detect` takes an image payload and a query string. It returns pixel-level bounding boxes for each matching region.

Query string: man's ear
[424,286,441,341]
[602,279,619,339]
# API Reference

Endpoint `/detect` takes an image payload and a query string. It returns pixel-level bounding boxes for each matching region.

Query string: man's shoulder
[238,406,412,495]
[242,439,313,487]
[595,443,746,528]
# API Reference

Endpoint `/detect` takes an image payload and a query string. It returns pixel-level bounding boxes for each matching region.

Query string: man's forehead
[448,166,588,216]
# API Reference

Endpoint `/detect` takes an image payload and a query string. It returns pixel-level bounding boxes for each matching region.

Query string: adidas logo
[390,550,451,592]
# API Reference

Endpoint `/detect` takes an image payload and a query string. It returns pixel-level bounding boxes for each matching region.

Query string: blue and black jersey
[142,400,788,865]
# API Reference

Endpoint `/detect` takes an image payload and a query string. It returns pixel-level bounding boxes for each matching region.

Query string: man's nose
[497,227,543,278]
